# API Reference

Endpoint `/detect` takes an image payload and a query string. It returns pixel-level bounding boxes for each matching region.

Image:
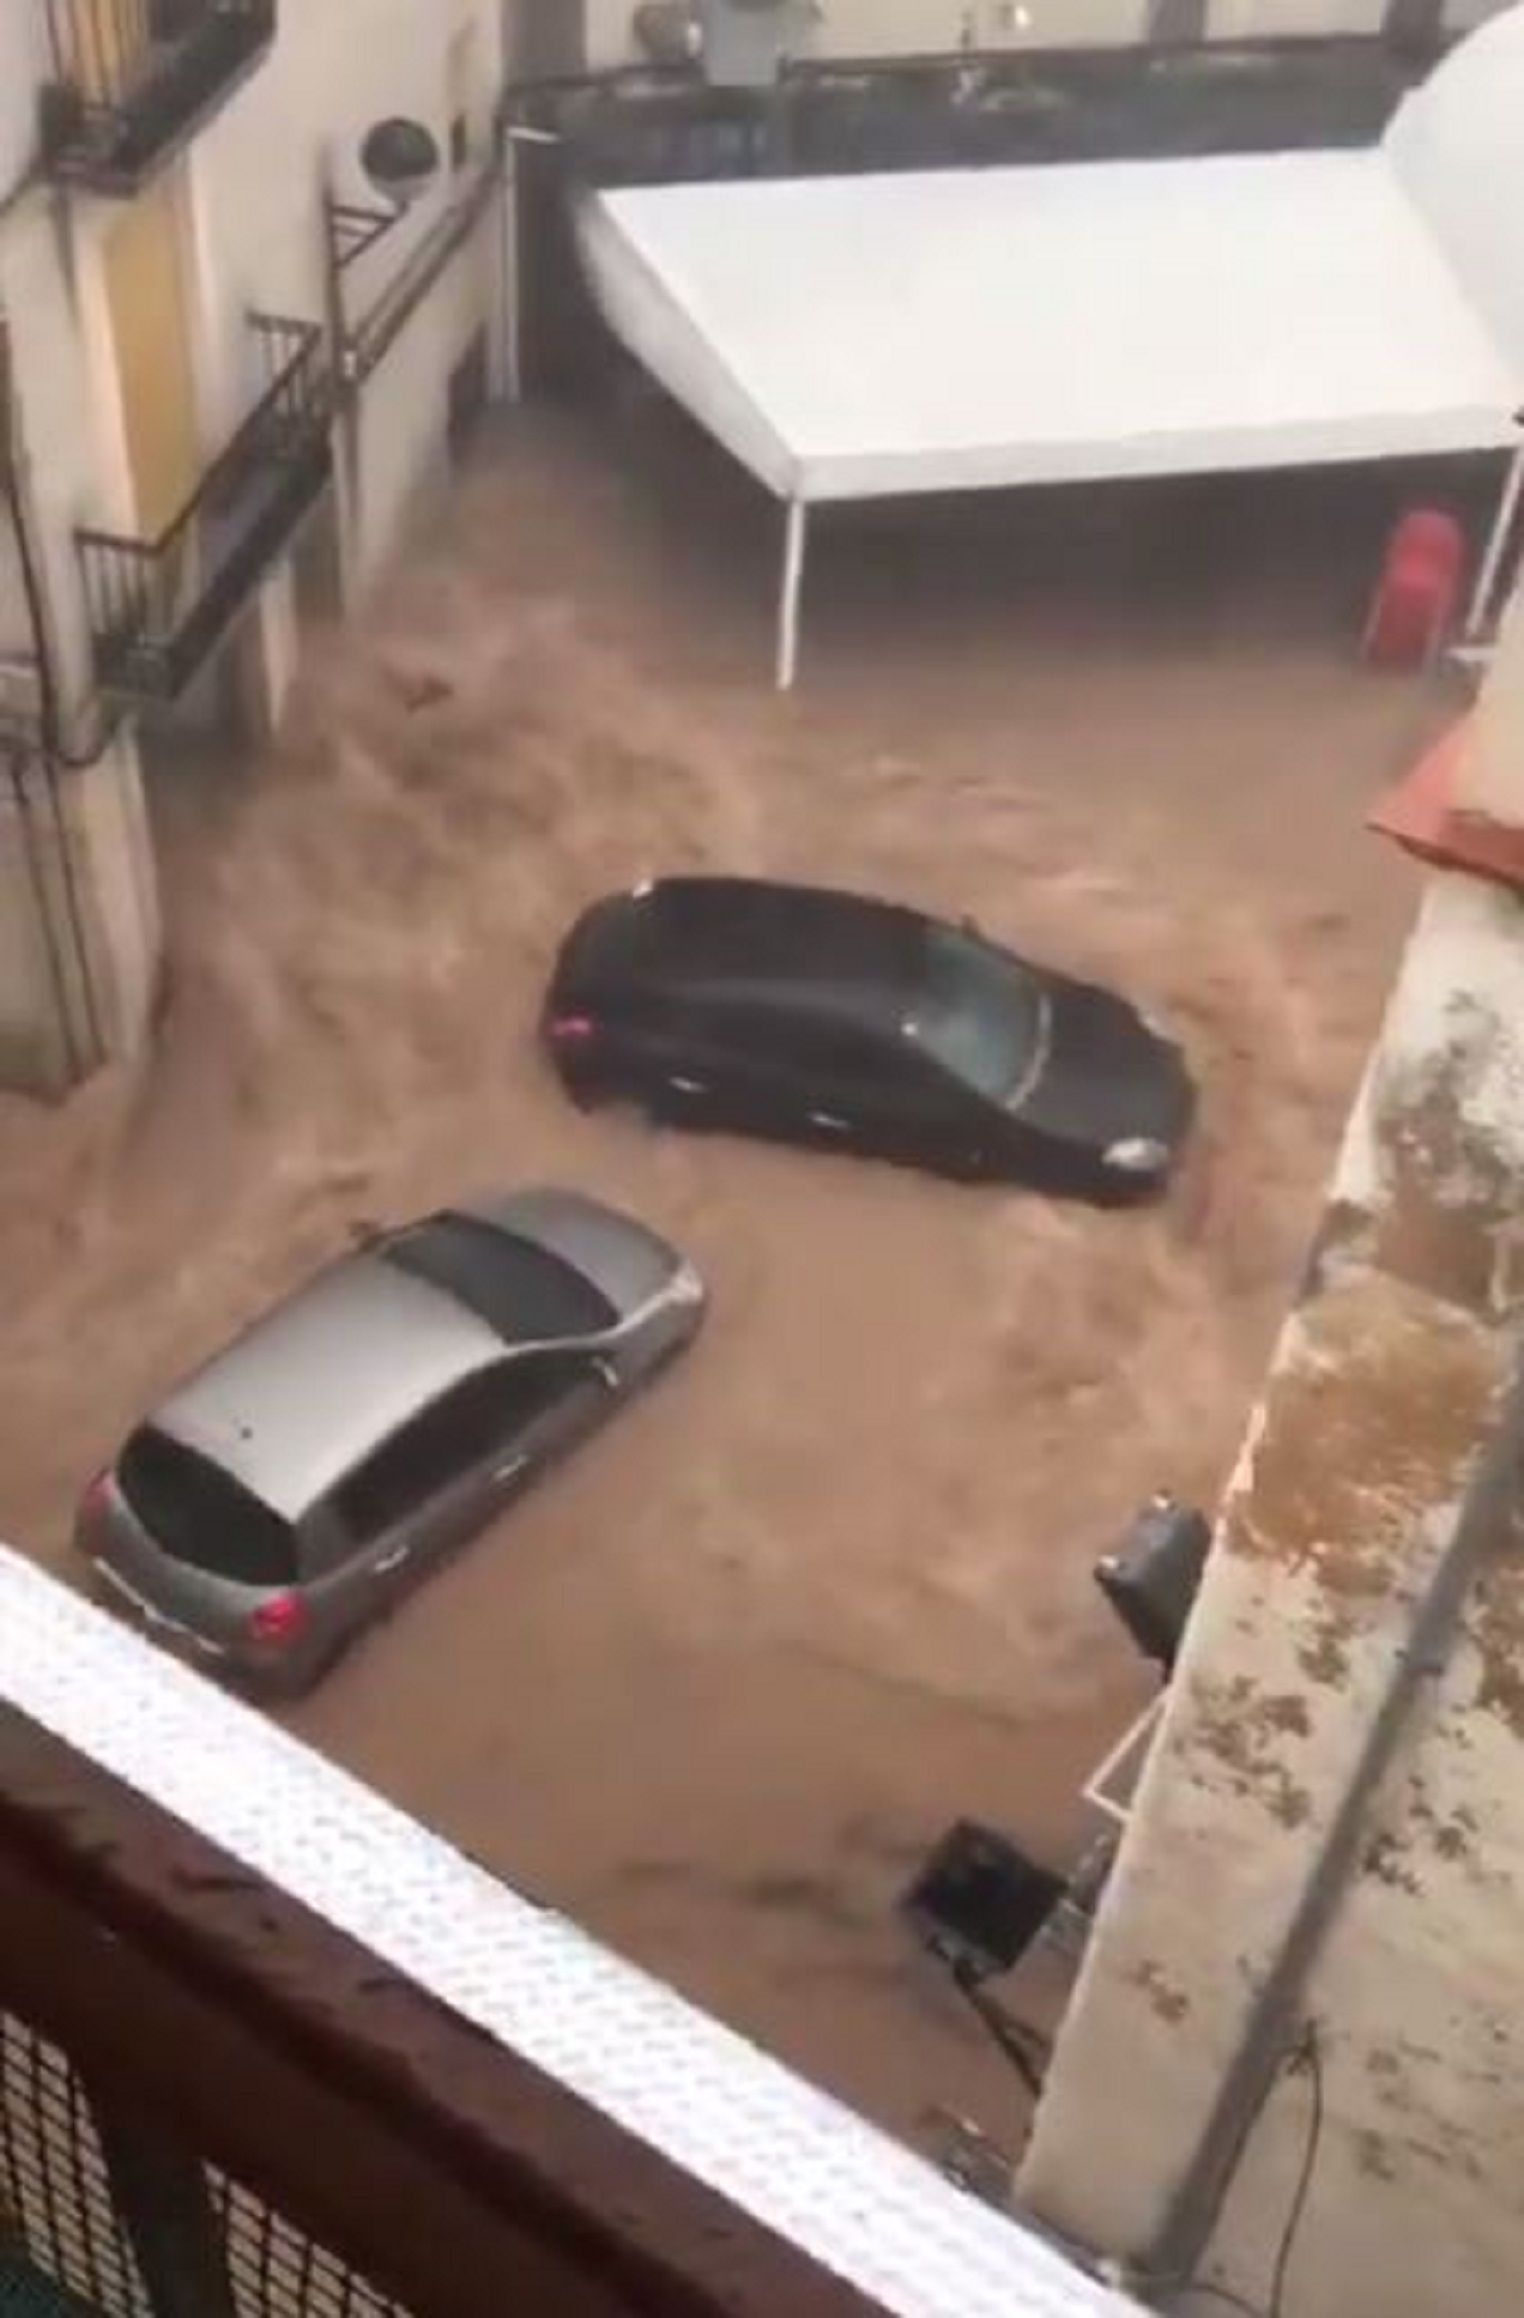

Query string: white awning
[573,7,1524,686]
[580,152,1518,508]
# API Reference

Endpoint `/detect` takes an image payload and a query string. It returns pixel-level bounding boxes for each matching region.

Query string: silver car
[78,1190,705,1695]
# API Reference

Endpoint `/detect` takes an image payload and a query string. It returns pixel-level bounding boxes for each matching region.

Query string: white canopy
[577,8,1524,686]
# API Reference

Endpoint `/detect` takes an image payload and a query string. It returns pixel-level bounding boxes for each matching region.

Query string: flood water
[0,406,1443,2144]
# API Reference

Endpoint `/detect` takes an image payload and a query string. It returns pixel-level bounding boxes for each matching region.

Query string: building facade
[580,0,1510,71]
[0,0,511,1094]
[1020,608,1524,2311]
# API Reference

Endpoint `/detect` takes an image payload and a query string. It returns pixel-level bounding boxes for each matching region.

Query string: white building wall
[0,0,511,1087]
[185,0,506,600]
[0,155,164,1084]
[0,0,47,204]
[583,0,1512,68]
[1021,606,1524,2316]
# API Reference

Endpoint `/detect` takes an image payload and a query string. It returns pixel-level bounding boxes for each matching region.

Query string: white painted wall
[0,0,47,205]
[585,0,1515,67]
[185,0,505,576]
[0,202,130,714]
[0,0,512,1088]
[587,0,1151,64]
[1022,602,1524,2315]
[0,192,164,1083]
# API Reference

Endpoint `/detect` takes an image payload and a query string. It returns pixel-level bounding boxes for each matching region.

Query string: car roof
[609,878,924,1018]
[155,1253,505,1523]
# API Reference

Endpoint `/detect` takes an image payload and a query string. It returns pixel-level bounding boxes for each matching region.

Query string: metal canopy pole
[776,497,808,692]
[1466,433,1524,642]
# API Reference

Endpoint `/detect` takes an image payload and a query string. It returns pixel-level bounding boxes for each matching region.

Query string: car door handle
[493,1454,530,1486]
[809,1111,851,1132]
[667,1075,707,1096]
[374,1546,410,1576]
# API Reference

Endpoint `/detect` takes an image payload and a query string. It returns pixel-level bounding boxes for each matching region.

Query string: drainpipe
[1139,1334,1524,2296]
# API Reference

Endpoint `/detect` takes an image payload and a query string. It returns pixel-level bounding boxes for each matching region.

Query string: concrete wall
[1021,608,1524,2314]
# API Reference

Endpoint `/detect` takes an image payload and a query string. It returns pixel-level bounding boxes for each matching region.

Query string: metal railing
[0,2016,150,2317]
[41,0,276,191]
[0,2009,408,2318]
[76,315,331,702]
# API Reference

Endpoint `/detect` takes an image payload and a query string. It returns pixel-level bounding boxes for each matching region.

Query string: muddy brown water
[0,408,1441,2144]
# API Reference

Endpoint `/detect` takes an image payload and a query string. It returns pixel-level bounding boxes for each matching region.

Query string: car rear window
[382,1214,615,1345]
[117,1427,297,1587]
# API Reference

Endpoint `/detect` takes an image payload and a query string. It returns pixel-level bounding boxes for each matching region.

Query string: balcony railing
[77,315,331,703]
[41,0,276,194]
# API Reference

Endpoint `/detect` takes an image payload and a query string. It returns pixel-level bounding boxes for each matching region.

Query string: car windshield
[383,1214,615,1345]
[910,927,1047,1104]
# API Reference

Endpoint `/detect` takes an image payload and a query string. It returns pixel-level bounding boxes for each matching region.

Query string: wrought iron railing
[76,315,331,702]
[41,0,276,193]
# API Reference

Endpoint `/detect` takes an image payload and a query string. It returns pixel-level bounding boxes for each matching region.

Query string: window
[118,1428,296,1587]
[331,1358,590,1541]
[910,929,1046,1105]
[382,1214,615,1344]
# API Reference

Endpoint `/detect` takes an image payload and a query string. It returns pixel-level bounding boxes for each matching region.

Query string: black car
[542,878,1195,1202]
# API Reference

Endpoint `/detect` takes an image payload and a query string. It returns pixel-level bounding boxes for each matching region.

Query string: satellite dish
[360,117,441,211]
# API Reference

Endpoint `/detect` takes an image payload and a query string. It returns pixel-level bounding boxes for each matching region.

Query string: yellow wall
[102,179,199,537]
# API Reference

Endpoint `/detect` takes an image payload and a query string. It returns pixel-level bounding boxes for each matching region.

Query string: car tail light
[550,1014,597,1046]
[78,1470,114,1537]
[248,1592,307,1648]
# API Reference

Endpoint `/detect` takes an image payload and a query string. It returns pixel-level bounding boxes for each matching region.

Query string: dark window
[118,1427,297,1587]
[450,111,470,169]
[775,1015,900,1085]
[331,1357,590,1541]
[382,1213,615,1344]
[910,929,1046,1105]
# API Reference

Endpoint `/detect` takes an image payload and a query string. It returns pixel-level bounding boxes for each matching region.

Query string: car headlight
[1105,1137,1170,1176]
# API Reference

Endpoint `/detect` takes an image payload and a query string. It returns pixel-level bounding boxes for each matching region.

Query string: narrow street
[0,400,1444,2141]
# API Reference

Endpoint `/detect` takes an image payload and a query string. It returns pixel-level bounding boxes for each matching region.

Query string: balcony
[41,0,276,194]
[77,315,330,703]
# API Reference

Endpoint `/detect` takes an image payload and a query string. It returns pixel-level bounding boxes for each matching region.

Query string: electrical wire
[1268,2026,1324,2318]
[1157,2023,1326,2318]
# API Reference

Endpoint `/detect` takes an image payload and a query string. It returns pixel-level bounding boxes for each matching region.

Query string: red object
[1371,715,1524,893]
[248,1592,307,1647]
[1363,508,1465,671]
